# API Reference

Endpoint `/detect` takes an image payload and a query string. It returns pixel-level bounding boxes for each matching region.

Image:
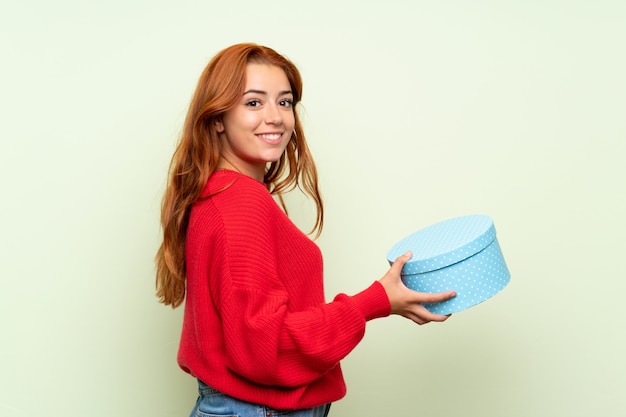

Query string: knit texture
[178,170,391,409]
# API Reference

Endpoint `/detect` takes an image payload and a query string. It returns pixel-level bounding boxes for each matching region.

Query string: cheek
[285,112,296,130]
[222,110,259,133]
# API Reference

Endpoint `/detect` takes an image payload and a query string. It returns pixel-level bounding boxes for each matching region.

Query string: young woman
[155,43,456,417]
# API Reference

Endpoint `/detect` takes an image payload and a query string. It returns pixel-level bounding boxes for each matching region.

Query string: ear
[215,118,224,133]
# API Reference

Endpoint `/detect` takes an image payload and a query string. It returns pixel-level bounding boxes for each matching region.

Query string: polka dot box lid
[386,214,510,314]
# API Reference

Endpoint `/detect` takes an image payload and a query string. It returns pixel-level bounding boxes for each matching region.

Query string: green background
[1,1,624,416]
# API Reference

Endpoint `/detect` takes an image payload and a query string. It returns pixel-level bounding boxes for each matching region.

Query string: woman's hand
[379,251,456,325]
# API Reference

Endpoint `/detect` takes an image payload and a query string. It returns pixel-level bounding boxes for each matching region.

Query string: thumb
[391,251,412,274]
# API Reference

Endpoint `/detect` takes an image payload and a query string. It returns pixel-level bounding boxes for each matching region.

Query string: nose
[264,103,283,125]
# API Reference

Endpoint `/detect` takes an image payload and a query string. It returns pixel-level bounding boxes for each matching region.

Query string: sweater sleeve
[205,178,391,387]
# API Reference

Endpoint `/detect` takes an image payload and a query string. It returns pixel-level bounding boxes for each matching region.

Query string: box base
[401,240,510,315]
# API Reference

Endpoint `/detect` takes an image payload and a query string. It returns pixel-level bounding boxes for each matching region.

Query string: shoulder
[203,170,275,212]
[191,171,281,233]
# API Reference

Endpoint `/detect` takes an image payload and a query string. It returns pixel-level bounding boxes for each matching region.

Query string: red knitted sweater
[178,170,391,409]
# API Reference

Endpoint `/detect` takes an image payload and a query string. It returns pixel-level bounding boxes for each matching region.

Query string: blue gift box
[386,215,510,315]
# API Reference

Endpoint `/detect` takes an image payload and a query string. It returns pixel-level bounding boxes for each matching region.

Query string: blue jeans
[189,380,332,417]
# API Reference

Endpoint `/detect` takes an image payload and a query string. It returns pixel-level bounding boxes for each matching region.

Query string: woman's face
[216,63,295,181]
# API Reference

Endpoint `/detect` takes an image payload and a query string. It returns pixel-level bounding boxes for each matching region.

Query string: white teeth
[258,133,281,140]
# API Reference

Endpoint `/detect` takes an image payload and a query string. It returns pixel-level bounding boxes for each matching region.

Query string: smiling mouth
[256,133,283,143]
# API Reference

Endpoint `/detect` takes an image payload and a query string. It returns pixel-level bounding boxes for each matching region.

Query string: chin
[261,150,287,163]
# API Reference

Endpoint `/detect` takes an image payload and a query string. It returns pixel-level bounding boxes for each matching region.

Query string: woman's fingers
[406,304,451,325]
[406,290,455,323]
[413,289,457,304]
[380,251,457,325]
[390,251,412,273]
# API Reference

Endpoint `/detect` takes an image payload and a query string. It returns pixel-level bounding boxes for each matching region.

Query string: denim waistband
[197,379,221,396]
[194,379,331,417]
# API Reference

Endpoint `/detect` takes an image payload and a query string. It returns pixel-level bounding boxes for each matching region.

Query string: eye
[245,99,262,107]
[280,98,294,108]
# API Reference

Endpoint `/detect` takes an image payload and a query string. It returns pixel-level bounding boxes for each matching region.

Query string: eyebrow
[243,89,293,96]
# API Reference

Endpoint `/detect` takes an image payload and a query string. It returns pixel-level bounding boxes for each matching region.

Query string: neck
[217,157,265,182]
